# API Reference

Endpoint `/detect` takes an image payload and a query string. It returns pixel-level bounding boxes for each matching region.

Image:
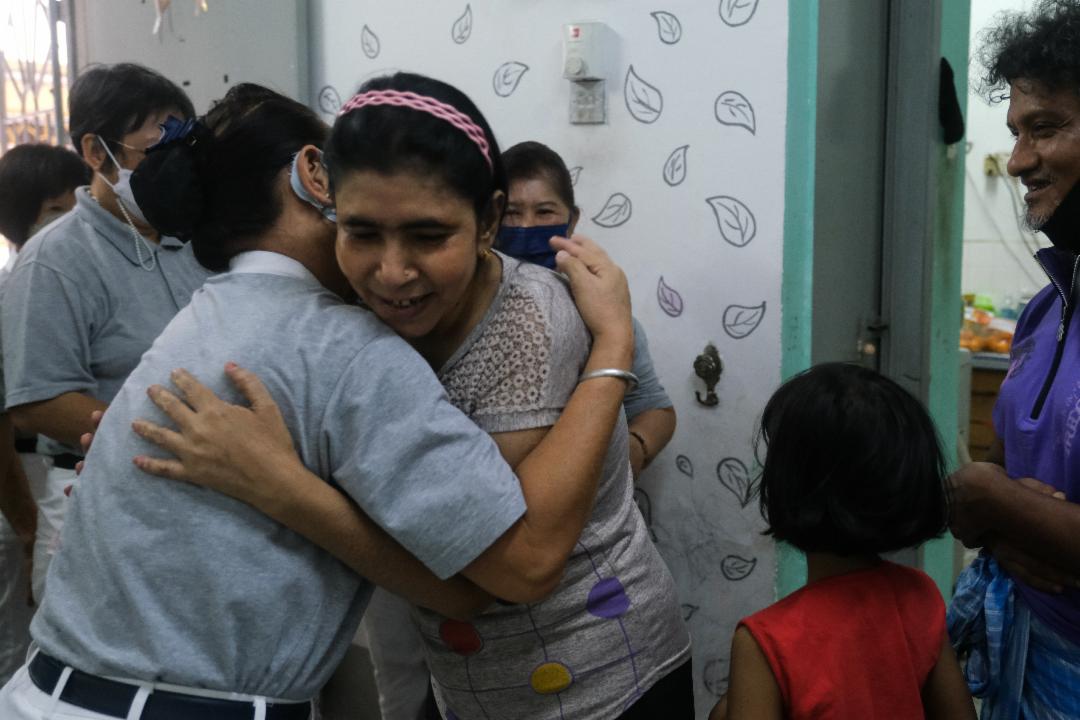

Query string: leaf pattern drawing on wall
[317,86,341,116]
[657,276,684,317]
[717,457,758,507]
[650,11,682,44]
[707,195,757,247]
[663,144,689,186]
[703,657,730,698]
[361,25,381,59]
[719,0,760,27]
[568,166,582,186]
[493,61,529,97]
[624,65,663,124]
[676,454,693,478]
[723,302,766,339]
[715,91,756,134]
[721,554,757,581]
[451,4,472,44]
[591,192,632,227]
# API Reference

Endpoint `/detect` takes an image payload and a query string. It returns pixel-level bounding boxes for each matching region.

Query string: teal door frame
[778,0,971,600]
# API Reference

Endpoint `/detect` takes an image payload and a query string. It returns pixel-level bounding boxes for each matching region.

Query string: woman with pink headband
[130,73,693,718]
[0,82,642,720]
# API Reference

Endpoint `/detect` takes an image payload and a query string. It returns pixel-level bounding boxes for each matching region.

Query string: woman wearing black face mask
[0,63,210,604]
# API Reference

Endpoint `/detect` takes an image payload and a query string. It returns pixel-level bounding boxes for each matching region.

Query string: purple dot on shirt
[446,712,459,720]
[586,577,630,618]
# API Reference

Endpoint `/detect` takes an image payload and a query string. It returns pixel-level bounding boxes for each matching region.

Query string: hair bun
[130,137,207,240]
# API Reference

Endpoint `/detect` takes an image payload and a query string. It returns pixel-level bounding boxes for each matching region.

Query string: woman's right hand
[551,234,632,349]
[131,363,305,513]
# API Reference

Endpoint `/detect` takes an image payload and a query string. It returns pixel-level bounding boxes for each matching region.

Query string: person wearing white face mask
[0,63,212,604]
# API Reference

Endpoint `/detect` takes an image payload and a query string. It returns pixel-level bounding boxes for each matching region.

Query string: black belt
[14,437,36,454]
[28,652,311,720]
[51,453,81,470]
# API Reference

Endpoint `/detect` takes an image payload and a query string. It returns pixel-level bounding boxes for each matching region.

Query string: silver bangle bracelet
[579,368,639,391]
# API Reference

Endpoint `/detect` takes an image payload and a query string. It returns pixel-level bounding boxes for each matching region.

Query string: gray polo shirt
[32,251,526,700]
[1,187,211,455]
[623,317,673,420]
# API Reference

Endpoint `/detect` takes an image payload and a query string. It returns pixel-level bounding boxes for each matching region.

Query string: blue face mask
[496,223,570,269]
[290,151,336,223]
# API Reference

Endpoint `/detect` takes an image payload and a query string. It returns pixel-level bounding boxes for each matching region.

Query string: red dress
[740,561,945,719]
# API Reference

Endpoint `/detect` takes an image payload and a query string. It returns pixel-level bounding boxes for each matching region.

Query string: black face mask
[1040,179,1080,254]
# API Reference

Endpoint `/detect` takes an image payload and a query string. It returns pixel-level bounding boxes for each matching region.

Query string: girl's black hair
[0,144,90,247]
[69,63,195,170]
[757,363,949,556]
[132,83,329,271]
[502,141,576,211]
[977,0,1080,100]
[326,73,506,220]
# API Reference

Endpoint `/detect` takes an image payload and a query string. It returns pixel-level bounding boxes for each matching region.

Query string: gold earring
[479,248,492,259]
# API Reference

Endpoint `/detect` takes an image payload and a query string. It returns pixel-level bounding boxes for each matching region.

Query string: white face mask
[97,138,150,227]
[96,136,157,271]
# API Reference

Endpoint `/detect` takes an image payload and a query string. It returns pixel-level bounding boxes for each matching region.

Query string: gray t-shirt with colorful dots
[416,253,691,720]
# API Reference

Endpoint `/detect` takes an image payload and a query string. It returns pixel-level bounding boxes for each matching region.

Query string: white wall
[963,0,1049,307]
[72,0,308,120]
[311,2,786,715]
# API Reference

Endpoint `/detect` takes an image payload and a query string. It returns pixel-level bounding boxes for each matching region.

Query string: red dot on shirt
[440,619,483,656]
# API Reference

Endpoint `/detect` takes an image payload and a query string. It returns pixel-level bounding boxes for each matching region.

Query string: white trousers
[0,452,49,685]
[360,588,430,720]
[0,515,33,686]
[31,463,75,605]
[0,662,119,720]
[0,655,315,720]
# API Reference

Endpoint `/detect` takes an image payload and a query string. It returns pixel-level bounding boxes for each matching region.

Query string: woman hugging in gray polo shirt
[0,64,210,604]
[0,83,638,720]
[125,74,693,720]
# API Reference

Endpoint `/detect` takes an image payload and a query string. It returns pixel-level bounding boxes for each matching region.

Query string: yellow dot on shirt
[530,662,573,694]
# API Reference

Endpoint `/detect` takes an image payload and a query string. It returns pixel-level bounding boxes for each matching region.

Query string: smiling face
[1006,80,1080,230]
[334,168,497,345]
[504,175,578,232]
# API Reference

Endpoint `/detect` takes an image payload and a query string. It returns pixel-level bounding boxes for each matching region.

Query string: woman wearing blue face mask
[0,63,210,603]
[500,141,676,480]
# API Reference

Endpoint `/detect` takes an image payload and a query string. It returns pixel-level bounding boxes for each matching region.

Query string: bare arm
[950,460,1080,573]
[133,237,633,605]
[922,636,976,719]
[134,368,492,620]
[628,406,676,478]
[10,392,107,448]
[723,626,784,720]
[0,414,36,545]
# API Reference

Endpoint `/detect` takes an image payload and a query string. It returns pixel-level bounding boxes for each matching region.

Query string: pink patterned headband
[339,89,493,171]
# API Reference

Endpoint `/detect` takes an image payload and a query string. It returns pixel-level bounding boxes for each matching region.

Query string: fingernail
[225,361,237,371]
[147,386,157,397]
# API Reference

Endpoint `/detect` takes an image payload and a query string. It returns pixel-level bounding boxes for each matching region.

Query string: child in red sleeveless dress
[710,363,976,719]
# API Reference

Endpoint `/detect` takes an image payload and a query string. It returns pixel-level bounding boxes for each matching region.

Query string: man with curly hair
[949,1,1080,717]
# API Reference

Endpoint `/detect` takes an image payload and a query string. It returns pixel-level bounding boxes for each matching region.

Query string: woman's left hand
[132,363,302,512]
